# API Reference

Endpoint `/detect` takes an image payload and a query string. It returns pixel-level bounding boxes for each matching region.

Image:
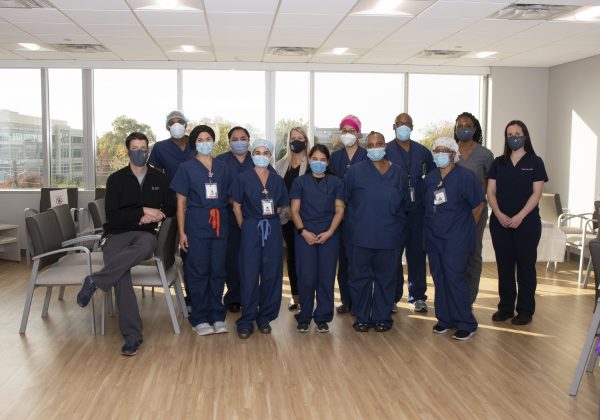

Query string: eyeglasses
[341,129,357,135]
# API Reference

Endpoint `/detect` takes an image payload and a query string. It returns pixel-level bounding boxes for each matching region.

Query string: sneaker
[226,303,241,313]
[316,322,329,333]
[288,302,299,311]
[213,321,228,334]
[412,300,428,313]
[492,311,514,322]
[121,338,143,356]
[258,323,272,334]
[511,313,532,325]
[296,322,310,333]
[353,322,369,332]
[375,322,391,332]
[193,323,215,336]
[237,328,252,339]
[76,275,97,308]
[452,329,476,341]
[432,324,449,334]
[336,304,351,314]
[390,304,398,314]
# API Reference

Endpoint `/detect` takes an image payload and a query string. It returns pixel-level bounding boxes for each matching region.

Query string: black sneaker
[237,328,252,339]
[432,324,449,334]
[258,323,271,334]
[316,322,329,333]
[227,303,241,313]
[76,276,97,308]
[296,322,310,333]
[353,322,369,332]
[121,338,143,356]
[491,311,513,322]
[452,329,476,341]
[336,304,351,314]
[511,313,532,325]
[375,322,391,332]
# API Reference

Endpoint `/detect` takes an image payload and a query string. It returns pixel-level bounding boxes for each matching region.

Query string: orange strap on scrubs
[209,208,220,237]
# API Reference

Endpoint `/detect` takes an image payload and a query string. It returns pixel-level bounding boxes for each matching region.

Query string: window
[407,74,484,149]
[274,72,310,161]
[0,69,42,189]
[182,70,265,156]
[94,69,177,186]
[314,72,404,150]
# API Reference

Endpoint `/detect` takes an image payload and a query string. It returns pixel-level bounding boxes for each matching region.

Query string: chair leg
[90,295,96,335]
[42,287,52,318]
[58,285,66,301]
[141,286,145,298]
[19,261,40,334]
[578,251,585,285]
[158,264,180,334]
[151,287,155,297]
[583,258,592,289]
[570,298,600,396]
[173,274,188,318]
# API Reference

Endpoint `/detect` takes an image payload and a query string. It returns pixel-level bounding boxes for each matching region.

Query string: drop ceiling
[0,0,599,67]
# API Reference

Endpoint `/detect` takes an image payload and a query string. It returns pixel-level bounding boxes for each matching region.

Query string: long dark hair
[306,144,334,175]
[188,125,215,150]
[502,120,536,163]
[454,112,483,144]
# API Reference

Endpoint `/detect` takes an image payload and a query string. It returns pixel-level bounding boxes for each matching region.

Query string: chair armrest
[61,234,102,247]
[558,212,594,226]
[32,246,91,261]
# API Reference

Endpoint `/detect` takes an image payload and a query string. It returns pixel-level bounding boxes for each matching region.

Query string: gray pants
[466,205,488,305]
[92,231,157,343]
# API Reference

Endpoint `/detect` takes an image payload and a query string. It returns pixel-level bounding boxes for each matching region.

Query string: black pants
[282,222,298,296]
[490,215,541,317]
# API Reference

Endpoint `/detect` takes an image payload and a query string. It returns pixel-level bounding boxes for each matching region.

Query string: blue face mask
[128,149,148,167]
[507,136,526,151]
[433,152,452,168]
[395,125,411,142]
[310,160,327,175]
[169,123,185,140]
[456,127,475,142]
[367,147,386,162]
[231,140,249,155]
[252,155,270,168]
[196,141,213,156]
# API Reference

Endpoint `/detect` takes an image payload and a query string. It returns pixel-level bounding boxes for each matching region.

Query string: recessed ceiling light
[559,5,600,22]
[18,42,41,51]
[181,45,195,52]
[136,0,199,11]
[474,51,497,59]
[168,45,208,53]
[352,0,412,16]
[333,47,348,55]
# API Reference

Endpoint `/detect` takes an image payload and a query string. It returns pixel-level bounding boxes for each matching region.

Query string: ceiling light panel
[351,0,434,16]
[129,0,202,11]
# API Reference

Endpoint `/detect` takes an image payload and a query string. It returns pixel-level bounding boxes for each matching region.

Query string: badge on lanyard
[205,183,218,199]
[434,188,447,205]
[262,199,274,216]
[409,186,415,203]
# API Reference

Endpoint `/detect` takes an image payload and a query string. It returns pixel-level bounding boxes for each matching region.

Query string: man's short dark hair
[125,132,149,149]
[228,126,250,140]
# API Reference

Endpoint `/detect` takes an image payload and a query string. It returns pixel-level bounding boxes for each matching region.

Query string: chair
[94,188,106,200]
[539,193,563,225]
[560,212,597,285]
[20,211,97,335]
[129,217,188,334]
[87,199,106,233]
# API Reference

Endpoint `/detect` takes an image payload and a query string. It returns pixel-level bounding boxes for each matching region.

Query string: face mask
[169,123,185,139]
[310,161,327,175]
[367,147,386,162]
[290,140,306,153]
[395,125,411,142]
[252,155,270,168]
[507,136,526,151]
[196,141,213,156]
[340,133,357,147]
[230,140,249,155]
[433,152,452,168]
[128,149,148,167]
[456,127,474,142]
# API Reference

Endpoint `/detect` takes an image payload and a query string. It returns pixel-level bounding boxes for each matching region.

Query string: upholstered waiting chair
[20,211,97,335]
[87,199,106,233]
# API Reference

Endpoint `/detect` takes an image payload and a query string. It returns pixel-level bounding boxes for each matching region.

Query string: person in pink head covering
[329,115,368,314]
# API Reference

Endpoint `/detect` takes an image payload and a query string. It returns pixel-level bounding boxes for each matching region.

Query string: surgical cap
[433,136,460,163]
[166,110,188,125]
[339,114,362,133]
[251,139,274,155]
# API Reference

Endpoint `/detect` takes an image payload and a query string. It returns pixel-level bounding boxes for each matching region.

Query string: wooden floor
[1,259,599,420]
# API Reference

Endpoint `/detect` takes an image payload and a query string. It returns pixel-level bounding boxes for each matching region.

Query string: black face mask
[290,140,306,153]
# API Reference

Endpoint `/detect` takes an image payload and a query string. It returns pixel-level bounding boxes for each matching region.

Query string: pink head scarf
[339,114,362,133]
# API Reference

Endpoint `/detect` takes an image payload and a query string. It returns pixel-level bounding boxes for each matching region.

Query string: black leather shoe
[336,304,351,314]
[491,311,513,322]
[375,323,391,332]
[287,302,299,311]
[353,322,369,332]
[227,303,241,313]
[511,313,532,325]
[237,329,252,339]
[76,276,97,308]
[258,323,272,334]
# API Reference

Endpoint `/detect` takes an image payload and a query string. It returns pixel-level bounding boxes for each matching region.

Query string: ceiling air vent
[417,50,469,59]
[489,3,579,20]
[51,44,109,53]
[0,0,54,8]
[269,47,315,56]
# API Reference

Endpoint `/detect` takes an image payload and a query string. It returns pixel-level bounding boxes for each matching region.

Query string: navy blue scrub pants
[395,211,427,303]
[490,215,541,317]
[349,246,397,328]
[428,251,478,332]
[185,235,227,326]
[465,205,488,304]
[223,208,242,307]
[236,218,283,332]
[295,230,339,324]
[337,222,352,308]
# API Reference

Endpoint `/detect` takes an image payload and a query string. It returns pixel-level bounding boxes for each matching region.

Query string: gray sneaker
[412,300,428,313]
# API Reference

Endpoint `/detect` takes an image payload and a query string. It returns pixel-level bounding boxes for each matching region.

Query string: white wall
[547,54,600,214]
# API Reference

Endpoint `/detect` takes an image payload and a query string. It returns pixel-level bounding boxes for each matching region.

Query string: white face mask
[169,123,185,139]
[340,133,357,147]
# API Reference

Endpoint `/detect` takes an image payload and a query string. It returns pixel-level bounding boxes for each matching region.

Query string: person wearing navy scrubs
[423,137,484,341]
[385,112,434,314]
[329,114,367,314]
[231,139,289,339]
[345,131,407,332]
[290,144,345,333]
[488,120,548,326]
[170,125,234,336]
[215,126,254,313]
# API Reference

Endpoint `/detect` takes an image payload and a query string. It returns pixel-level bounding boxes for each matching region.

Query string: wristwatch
[297,227,305,234]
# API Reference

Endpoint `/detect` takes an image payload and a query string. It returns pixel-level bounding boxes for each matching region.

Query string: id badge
[409,187,415,203]
[261,198,274,216]
[434,188,447,205]
[205,183,218,200]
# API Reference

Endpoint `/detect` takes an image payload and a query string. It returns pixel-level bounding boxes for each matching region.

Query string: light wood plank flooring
[0,259,598,419]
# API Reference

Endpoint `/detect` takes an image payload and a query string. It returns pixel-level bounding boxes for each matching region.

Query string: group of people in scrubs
[149,109,547,342]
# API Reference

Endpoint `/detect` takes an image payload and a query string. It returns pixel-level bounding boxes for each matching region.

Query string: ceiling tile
[153,36,211,47]
[204,0,277,14]
[165,51,215,61]
[0,9,71,23]
[339,15,412,31]
[208,12,274,27]
[273,13,344,27]
[418,1,507,19]
[62,10,139,25]
[387,17,476,42]
[65,51,122,60]
[145,25,209,37]
[50,0,131,10]
[86,24,148,36]
[279,0,356,14]
[322,28,393,49]
[34,34,99,44]
[12,50,73,59]
[18,23,89,36]
[135,10,205,26]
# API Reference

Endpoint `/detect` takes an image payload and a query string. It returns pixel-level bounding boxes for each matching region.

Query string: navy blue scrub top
[329,147,368,179]
[385,140,434,213]
[290,173,345,234]
[148,138,194,183]
[215,150,254,174]
[170,158,234,238]
[230,167,290,220]
[344,160,407,250]
[423,165,484,255]
[488,153,548,220]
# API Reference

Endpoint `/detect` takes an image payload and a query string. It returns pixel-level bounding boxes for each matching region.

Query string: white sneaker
[213,321,228,334]
[193,323,215,336]
[412,300,428,313]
